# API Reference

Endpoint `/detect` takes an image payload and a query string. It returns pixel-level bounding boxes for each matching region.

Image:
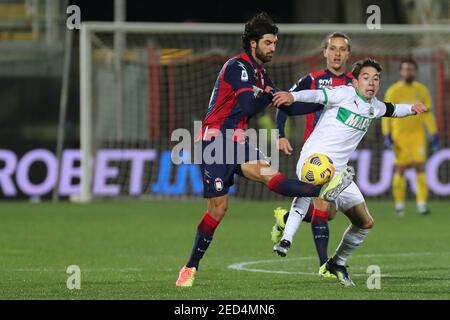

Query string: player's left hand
[264,86,275,94]
[272,91,294,107]
[429,134,440,153]
[411,103,427,114]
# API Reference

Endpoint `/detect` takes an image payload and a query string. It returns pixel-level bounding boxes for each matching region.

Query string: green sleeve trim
[321,88,328,105]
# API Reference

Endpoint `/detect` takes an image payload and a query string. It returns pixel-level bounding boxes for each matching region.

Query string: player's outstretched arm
[238,90,273,117]
[273,89,324,106]
[382,102,427,118]
[272,89,324,117]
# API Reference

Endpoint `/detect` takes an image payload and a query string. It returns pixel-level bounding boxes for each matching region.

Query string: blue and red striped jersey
[198,53,274,141]
[291,69,353,141]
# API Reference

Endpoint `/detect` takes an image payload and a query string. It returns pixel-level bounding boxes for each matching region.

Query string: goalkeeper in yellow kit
[382,58,440,216]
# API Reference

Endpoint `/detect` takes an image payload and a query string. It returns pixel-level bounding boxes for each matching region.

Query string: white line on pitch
[227,251,450,277]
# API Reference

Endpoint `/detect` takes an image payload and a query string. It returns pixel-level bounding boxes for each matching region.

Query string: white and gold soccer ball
[300,153,335,185]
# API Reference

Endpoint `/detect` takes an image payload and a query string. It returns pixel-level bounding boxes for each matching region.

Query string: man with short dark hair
[271,58,427,286]
[175,13,354,287]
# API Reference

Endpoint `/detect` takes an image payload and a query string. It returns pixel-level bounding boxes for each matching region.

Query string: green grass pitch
[0,199,449,299]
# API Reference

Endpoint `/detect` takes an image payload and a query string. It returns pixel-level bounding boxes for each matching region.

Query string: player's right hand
[383,135,393,149]
[411,102,427,114]
[272,91,294,107]
[277,137,293,155]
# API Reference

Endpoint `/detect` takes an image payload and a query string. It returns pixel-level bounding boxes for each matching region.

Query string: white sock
[282,197,312,243]
[332,224,370,266]
[417,201,427,209]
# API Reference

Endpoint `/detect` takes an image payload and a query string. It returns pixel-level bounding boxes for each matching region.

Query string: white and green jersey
[290,85,414,173]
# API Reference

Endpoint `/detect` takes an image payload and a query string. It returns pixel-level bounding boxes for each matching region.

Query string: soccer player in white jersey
[271,58,427,286]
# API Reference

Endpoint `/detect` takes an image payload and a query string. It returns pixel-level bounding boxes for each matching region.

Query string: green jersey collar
[355,88,369,103]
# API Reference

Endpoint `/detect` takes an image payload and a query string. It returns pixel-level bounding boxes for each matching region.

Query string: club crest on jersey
[214,178,224,191]
[241,70,248,82]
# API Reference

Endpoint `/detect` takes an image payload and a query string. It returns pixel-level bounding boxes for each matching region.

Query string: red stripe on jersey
[198,61,237,141]
[310,69,327,79]
[333,76,349,86]
[197,53,267,142]
[303,72,317,141]
[304,113,315,142]
[235,87,253,96]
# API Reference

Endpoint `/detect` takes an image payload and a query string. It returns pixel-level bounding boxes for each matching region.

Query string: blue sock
[186,232,212,269]
[268,173,321,197]
[311,210,329,265]
[186,213,219,270]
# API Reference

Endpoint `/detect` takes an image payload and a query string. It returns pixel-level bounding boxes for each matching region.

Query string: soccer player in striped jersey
[175,13,354,288]
[271,33,353,278]
[271,58,427,286]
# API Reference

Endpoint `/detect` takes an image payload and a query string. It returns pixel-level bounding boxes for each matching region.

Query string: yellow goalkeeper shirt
[382,80,437,140]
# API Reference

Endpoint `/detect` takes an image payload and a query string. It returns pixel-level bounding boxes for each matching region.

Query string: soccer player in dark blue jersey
[271,33,353,277]
[176,14,354,287]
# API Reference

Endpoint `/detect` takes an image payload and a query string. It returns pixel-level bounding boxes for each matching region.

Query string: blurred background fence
[0,0,449,201]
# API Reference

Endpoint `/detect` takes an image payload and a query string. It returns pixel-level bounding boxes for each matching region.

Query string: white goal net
[80,22,450,202]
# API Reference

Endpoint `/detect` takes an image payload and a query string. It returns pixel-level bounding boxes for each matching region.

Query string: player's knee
[210,202,228,219]
[208,197,228,220]
[327,203,337,221]
[361,218,374,229]
[327,210,336,221]
[395,166,406,175]
[209,207,226,220]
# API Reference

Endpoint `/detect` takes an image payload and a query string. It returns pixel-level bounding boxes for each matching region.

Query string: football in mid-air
[301,153,335,185]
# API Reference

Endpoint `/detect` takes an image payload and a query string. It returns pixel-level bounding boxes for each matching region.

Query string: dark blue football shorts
[196,136,270,198]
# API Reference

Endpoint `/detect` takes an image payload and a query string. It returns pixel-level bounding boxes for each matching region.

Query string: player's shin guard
[392,173,406,208]
[311,209,329,265]
[186,213,220,270]
[282,197,312,243]
[332,224,370,266]
[267,173,321,198]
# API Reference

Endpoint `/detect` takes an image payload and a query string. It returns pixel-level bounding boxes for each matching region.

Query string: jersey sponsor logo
[318,78,332,88]
[337,107,373,131]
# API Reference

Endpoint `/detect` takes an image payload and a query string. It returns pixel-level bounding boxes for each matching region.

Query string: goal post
[79,22,450,202]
